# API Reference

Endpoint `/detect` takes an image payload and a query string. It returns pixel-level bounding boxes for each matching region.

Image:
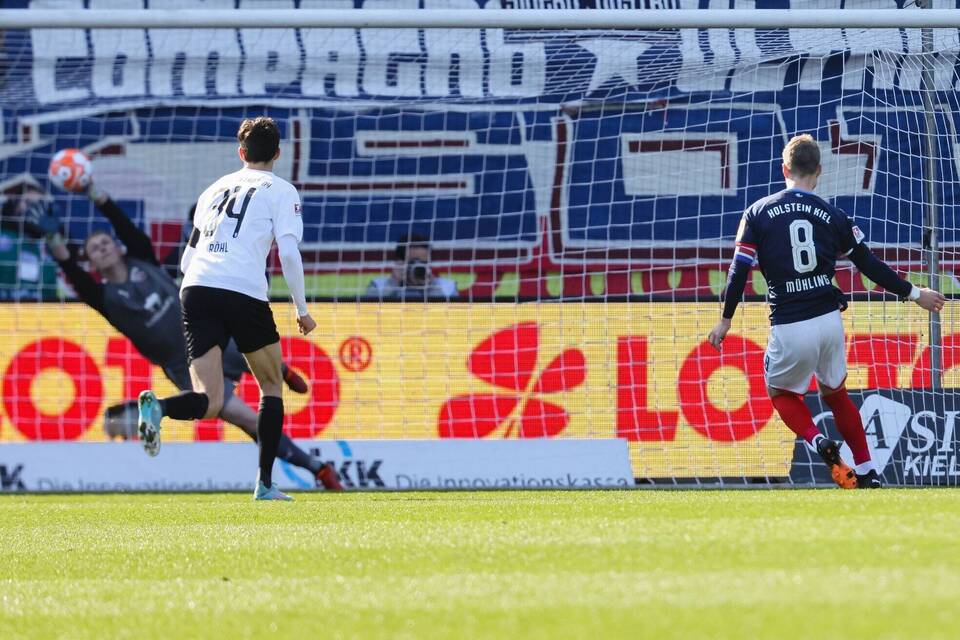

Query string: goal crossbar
[4,8,960,30]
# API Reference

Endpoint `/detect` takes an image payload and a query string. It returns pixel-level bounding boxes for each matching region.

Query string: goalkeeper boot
[136,390,163,457]
[254,481,293,501]
[316,462,344,491]
[856,469,883,489]
[816,438,857,489]
[282,365,309,394]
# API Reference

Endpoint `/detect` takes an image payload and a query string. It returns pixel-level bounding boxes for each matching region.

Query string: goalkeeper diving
[22,178,341,490]
[709,134,945,488]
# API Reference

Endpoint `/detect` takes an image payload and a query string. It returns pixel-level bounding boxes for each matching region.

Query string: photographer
[364,234,459,300]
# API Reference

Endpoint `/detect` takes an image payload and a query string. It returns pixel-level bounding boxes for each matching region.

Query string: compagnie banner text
[14,0,960,105]
[0,302,949,479]
[3,0,959,254]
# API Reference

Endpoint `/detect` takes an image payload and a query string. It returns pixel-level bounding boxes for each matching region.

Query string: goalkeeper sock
[160,391,209,420]
[276,434,323,473]
[823,388,872,465]
[239,424,319,474]
[770,393,821,445]
[257,395,284,487]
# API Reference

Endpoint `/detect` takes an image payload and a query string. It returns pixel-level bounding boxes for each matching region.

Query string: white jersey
[181,167,303,301]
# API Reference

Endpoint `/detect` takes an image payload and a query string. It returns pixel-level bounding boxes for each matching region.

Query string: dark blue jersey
[735,188,864,325]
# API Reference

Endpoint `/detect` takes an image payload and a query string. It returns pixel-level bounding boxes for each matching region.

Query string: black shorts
[180,286,280,362]
[160,359,237,403]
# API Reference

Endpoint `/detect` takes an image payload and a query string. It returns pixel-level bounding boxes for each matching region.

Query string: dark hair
[83,230,114,255]
[395,233,430,261]
[782,134,820,178]
[237,116,280,164]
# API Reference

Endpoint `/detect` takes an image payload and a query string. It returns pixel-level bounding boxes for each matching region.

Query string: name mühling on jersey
[785,274,831,293]
[766,202,831,224]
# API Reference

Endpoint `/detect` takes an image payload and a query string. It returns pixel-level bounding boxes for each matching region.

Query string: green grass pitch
[3,490,960,640]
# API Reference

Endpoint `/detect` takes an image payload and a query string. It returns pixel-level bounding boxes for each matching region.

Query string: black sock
[276,434,322,473]
[247,429,319,473]
[106,400,139,418]
[257,396,284,487]
[160,392,209,420]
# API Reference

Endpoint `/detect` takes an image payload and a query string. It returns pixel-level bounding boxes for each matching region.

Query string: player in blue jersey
[709,134,945,489]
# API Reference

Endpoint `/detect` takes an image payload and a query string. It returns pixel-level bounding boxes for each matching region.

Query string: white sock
[809,434,826,449]
[854,461,874,475]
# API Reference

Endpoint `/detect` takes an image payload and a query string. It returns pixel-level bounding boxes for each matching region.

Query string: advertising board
[0,439,634,492]
[794,390,960,486]
[0,302,944,480]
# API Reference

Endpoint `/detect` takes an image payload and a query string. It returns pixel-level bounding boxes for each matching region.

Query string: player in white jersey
[137,117,316,501]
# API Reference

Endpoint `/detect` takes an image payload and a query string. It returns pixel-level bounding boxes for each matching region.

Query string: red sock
[823,388,871,465]
[771,393,821,444]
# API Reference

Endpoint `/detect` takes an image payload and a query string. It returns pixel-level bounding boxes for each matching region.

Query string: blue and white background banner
[2,0,959,256]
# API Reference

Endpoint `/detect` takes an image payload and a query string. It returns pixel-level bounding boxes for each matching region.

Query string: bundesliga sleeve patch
[294,203,302,216]
[852,225,865,243]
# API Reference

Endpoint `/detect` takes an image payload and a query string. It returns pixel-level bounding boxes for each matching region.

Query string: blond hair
[782,134,820,178]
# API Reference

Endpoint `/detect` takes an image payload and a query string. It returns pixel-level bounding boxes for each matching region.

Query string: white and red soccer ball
[48,148,93,192]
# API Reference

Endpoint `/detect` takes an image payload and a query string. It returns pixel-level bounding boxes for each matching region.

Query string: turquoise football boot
[254,481,293,501]
[137,390,163,457]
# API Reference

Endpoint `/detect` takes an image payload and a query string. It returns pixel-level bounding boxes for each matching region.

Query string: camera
[405,259,429,287]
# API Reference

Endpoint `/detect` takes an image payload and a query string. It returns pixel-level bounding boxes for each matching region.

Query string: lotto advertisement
[0,301,953,488]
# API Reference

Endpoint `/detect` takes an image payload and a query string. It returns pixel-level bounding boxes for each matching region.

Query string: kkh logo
[309,446,384,489]
[277,444,384,489]
[438,323,586,438]
[0,464,25,491]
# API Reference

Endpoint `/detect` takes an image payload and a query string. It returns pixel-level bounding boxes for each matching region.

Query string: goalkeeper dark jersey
[55,198,188,369]
[734,188,864,325]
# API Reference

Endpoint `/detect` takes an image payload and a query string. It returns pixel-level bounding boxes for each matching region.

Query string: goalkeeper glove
[21,200,62,239]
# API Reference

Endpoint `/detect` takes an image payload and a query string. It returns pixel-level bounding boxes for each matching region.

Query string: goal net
[2,1,959,487]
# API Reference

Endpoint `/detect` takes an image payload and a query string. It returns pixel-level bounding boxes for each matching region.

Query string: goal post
[4,8,960,29]
[3,3,960,488]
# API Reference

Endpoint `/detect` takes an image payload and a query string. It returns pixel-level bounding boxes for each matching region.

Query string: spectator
[365,234,459,300]
[0,184,61,301]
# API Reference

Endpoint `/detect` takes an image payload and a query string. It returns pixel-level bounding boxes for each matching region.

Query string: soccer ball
[48,148,93,192]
